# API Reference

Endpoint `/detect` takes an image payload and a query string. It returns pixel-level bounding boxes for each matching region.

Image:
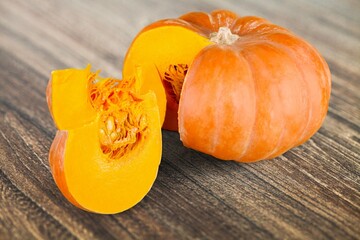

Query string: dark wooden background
[0,0,359,239]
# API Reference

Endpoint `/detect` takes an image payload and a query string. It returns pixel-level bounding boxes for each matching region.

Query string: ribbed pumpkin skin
[178,10,331,162]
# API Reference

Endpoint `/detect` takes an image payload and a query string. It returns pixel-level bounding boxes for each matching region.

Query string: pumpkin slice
[123,10,331,162]
[47,66,162,214]
[123,24,212,130]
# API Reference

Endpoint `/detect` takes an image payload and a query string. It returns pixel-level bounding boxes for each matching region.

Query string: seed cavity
[162,64,188,103]
[99,107,147,159]
[89,76,148,160]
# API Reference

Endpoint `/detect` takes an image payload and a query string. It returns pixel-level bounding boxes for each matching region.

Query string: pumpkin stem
[210,27,239,45]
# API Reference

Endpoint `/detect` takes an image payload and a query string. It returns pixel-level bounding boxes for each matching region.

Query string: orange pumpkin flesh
[47,65,162,214]
[123,25,212,130]
[124,10,331,162]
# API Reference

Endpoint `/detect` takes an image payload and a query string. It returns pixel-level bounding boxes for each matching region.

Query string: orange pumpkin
[124,10,331,162]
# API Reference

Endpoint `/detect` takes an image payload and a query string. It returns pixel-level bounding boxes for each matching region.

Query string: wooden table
[0,0,359,239]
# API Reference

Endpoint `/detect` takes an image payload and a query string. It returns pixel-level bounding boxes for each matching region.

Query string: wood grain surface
[0,0,359,239]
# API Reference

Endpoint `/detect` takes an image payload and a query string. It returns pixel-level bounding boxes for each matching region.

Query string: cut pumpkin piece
[123,23,213,130]
[47,66,162,214]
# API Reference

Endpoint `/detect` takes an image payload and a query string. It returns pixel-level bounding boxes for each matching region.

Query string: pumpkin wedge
[46,65,162,214]
[123,10,331,162]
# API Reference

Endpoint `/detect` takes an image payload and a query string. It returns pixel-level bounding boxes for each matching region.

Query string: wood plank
[0,0,359,239]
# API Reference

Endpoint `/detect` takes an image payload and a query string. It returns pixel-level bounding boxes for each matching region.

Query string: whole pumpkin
[125,10,331,162]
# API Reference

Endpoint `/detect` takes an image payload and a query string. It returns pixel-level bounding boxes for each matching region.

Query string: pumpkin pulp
[89,77,149,160]
[47,66,162,214]
[162,63,189,103]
